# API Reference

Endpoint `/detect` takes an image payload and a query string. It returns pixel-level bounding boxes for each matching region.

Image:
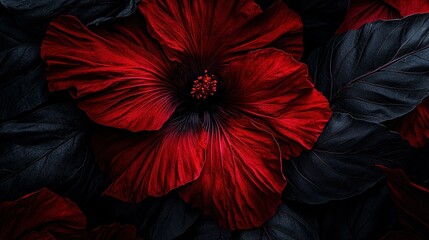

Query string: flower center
[191,70,217,101]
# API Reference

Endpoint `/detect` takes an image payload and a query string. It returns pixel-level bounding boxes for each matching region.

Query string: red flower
[0,188,139,240]
[41,0,331,229]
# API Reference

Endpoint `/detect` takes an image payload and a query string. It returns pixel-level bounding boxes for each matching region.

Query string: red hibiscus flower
[0,188,139,240]
[41,0,331,229]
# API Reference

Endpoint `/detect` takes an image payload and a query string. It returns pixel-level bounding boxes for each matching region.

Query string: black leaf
[283,112,411,204]
[319,182,396,240]
[88,192,199,240]
[0,7,48,120]
[238,203,319,240]
[0,103,103,206]
[0,0,140,34]
[307,14,429,123]
[144,193,199,240]
[179,217,231,240]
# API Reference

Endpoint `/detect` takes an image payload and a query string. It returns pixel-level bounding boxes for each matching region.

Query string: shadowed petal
[395,99,429,148]
[139,0,302,68]
[0,188,87,239]
[42,15,180,132]
[379,166,429,238]
[94,114,208,202]
[337,0,429,34]
[222,49,331,159]
[179,116,285,230]
[384,0,429,16]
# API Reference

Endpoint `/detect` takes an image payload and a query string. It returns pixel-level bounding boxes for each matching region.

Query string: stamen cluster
[191,70,217,100]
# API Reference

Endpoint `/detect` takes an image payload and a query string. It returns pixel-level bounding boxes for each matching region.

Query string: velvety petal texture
[222,49,331,159]
[41,15,180,132]
[337,0,429,33]
[139,0,303,65]
[177,49,330,229]
[395,99,429,148]
[40,0,313,231]
[178,116,285,230]
[0,188,87,239]
[93,115,208,202]
[384,0,429,16]
[337,0,400,33]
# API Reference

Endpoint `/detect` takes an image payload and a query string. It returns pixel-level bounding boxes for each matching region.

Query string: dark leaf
[283,0,349,55]
[320,182,396,240]
[400,147,429,187]
[283,112,411,204]
[88,193,198,240]
[307,14,429,123]
[238,204,319,240]
[0,103,103,205]
[0,7,47,120]
[145,194,199,240]
[1,0,140,34]
[178,217,231,240]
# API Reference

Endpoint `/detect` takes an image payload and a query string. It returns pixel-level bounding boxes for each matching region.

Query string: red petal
[178,116,286,230]
[41,15,180,132]
[395,99,429,148]
[336,0,401,34]
[94,114,208,202]
[91,223,140,240]
[139,0,302,66]
[222,49,331,159]
[0,188,87,239]
[379,166,429,236]
[337,0,429,34]
[384,0,429,16]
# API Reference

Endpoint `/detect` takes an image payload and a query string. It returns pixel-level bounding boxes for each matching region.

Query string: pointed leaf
[283,112,411,204]
[307,14,429,123]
